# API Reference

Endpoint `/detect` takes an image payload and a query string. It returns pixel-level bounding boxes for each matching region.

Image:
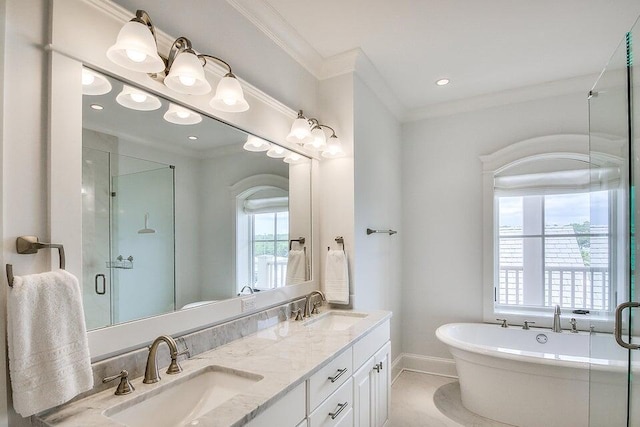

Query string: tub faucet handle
[523,321,535,330]
[496,318,508,328]
[570,318,578,333]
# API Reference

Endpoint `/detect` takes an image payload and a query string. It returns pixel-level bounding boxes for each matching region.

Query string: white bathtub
[436,323,635,427]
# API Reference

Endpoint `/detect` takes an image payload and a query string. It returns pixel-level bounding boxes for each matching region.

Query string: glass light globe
[107,20,165,73]
[304,127,327,150]
[266,145,287,158]
[116,85,161,111]
[286,117,312,144]
[210,75,249,112]
[164,51,211,95]
[322,135,345,158]
[82,68,112,96]
[243,135,271,152]
[163,103,202,125]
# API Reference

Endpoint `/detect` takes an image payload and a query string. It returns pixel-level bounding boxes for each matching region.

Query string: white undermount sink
[104,365,263,427]
[304,311,368,331]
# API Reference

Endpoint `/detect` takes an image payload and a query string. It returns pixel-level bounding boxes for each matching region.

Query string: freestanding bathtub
[436,323,635,427]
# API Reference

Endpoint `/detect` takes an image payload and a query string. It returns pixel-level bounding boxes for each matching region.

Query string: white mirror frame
[49,0,319,360]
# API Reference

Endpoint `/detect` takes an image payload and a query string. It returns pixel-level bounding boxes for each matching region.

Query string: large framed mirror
[81,68,312,330]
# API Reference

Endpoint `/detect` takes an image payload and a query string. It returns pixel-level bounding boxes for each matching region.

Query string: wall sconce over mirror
[107,9,249,113]
[287,110,345,158]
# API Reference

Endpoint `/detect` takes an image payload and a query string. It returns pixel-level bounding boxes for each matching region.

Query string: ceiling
[261,0,640,110]
[110,0,640,115]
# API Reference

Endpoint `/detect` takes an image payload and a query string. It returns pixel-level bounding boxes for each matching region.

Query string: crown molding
[404,73,601,122]
[225,0,325,79]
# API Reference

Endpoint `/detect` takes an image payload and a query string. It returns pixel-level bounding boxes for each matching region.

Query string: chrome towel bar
[366,228,397,235]
[6,236,66,287]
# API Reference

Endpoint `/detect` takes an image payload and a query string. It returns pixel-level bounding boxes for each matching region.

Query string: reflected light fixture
[436,78,450,86]
[266,145,287,158]
[116,85,161,111]
[243,135,271,152]
[82,68,112,95]
[322,134,345,158]
[90,104,104,111]
[108,10,249,113]
[163,103,202,125]
[188,135,198,140]
[106,10,165,73]
[286,110,313,144]
[284,151,304,164]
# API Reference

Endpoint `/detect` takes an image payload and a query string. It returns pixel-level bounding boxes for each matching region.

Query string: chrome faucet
[143,335,189,384]
[304,290,326,318]
[238,285,254,296]
[552,305,562,333]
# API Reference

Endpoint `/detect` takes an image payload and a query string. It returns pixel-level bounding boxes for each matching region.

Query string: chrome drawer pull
[328,368,347,383]
[329,402,348,420]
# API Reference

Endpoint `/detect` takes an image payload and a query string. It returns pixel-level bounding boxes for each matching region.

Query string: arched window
[231,175,289,294]
[481,134,625,322]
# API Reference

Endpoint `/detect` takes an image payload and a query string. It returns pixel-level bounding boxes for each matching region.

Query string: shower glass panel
[82,147,175,329]
[588,20,638,426]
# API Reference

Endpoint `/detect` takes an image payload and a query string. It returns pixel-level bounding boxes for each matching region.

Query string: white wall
[401,91,589,360]
[353,76,403,361]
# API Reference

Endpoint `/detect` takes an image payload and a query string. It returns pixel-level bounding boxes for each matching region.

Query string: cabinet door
[373,342,391,427]
[352,356,376,427]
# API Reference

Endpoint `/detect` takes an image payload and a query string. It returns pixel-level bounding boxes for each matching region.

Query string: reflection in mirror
[81,68,312,330]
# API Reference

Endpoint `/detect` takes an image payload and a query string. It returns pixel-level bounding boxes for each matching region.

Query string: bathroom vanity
[35,309,391,427]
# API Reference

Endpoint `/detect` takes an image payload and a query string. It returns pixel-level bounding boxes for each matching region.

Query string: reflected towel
[8,270,93,417]
[286,249,307,285]
[324,250,349,304]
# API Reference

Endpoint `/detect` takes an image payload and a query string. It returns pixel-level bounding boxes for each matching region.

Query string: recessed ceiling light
[90,104,104,110]
[436,78,450,86]
[188,135,198,140]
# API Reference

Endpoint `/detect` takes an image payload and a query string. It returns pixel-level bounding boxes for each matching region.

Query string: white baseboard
[392,353,458,382]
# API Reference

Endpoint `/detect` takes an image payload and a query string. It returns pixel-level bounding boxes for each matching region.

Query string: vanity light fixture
[266,145,287,158]
[435,78,450,86]
[284,151,304,164]
[116,85,162,111]
[82,68,112,95]
[163,103,202,125]
[90,104,104,111]
[243,135,271,152]
[108,10,249,113]
[286,110,313,144]
[322,134,345,158]
[106,10,165,73]
[287,110,343,157]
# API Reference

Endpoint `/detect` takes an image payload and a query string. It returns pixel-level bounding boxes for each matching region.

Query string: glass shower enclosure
[589,18,639,427]
[82,147,175,330]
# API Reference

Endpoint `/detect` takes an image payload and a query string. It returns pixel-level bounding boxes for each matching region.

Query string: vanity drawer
[309,347,353,411]
[246,382,306,427]
[353,320,389,371]
[309,377,353,427]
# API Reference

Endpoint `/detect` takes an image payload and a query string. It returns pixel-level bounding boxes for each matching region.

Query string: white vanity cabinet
[352,342,390,427]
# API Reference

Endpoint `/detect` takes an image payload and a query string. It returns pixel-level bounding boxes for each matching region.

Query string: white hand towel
[286,249,307,285]
[324,250,349,304]
[8,269,94,417]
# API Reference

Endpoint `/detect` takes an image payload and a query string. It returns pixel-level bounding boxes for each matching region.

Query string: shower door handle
[95,274,106,295]
[614,301,640,350]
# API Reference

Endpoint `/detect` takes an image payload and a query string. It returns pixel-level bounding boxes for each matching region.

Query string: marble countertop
[36,309,391,427]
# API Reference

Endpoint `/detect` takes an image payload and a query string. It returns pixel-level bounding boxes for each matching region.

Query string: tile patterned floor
[390,370,513,427]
